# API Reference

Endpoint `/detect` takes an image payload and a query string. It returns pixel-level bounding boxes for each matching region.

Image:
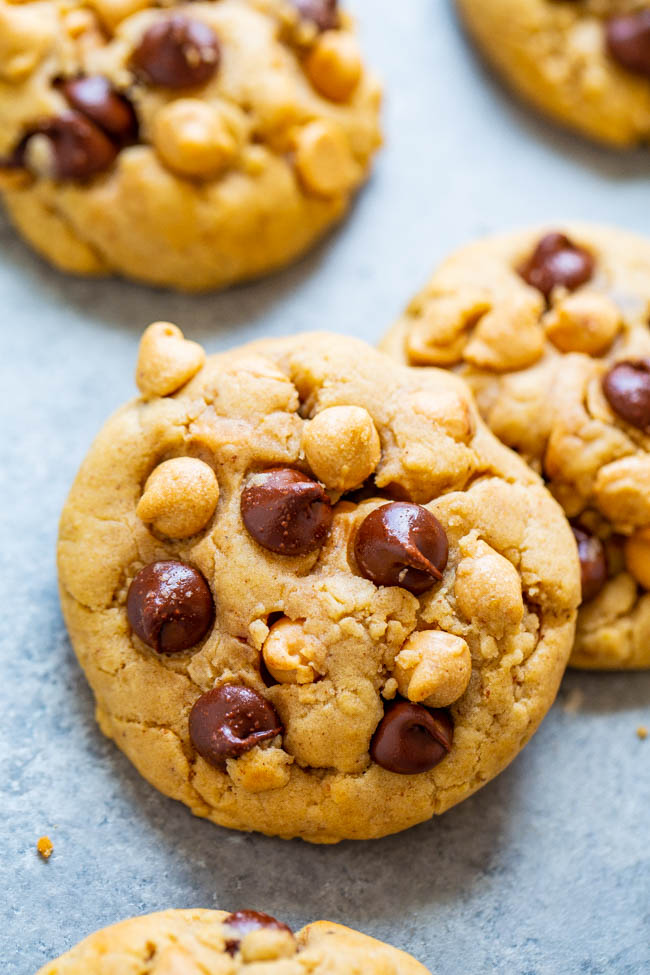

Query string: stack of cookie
[3,0,649,972]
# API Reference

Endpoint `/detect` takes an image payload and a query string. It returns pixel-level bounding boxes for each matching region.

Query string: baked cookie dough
[0,0,381,291]
[456,0,650,146]
[36,908,430,973]
[384,223,650,670]
[58,327,579,842]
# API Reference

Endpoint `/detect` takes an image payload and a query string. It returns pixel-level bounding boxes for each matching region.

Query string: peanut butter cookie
[384,223,650,669]
[0,0,381,290]
[36,908,430,973]
[456,0,650,146]
[57,327,579,841]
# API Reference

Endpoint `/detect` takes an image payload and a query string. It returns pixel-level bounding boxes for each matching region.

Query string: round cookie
[57,326,579,842]
[384,223,650,670]
[35,908,430,973]
[456,0,650,147]
[0,0,381,291]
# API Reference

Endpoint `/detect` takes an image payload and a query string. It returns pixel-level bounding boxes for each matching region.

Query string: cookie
[0,0,381,291]
[384,223,650,670]
[456,0,650,146]
[57,326,579,842]
[35,908,430,973]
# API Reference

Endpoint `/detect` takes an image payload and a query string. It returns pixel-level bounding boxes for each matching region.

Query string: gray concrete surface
[1,1,649,972]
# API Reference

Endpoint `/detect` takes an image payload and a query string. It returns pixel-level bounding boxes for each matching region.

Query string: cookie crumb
[637,726,648,741]
[37,836,53,860]
[563,688,584,714]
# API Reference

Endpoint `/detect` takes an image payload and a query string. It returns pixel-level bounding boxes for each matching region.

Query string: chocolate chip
[17,111,118,180]
[241,468,333,556]
[572,526,607,604]
[602,359,650,432]
[519,232,595,299]
[62,76,138,145]
[126,560,214,653]
[606,12,650,78]
[189,684,282,769]
[370,699,453,774]
[131,15,220,89]
[354,502,448,595]
[224,910,292,956]
[292,0,339,31]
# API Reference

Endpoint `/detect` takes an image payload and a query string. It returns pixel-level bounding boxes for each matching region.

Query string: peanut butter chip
[624,528,650,590]
[544,291,621,356]
[302,405,380,491]
[137,457,219,538]
[305,31,362,102]
[262,618,324,684]
[152,99,239,178]
[394,630,472,708]
[294,119,357,196]
[136,322,205,398]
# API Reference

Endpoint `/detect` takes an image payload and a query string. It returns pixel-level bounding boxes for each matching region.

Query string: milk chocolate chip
[370,699,453,774]
[606,12,650,78]
[189,685,282,769]
[572,526,607,604]
[224,910,293,956]
[126,560,214,653]
[62,76,138,144]
[519,233,594,299]
[603,360,650,432]
[293,0,339,31]
[354,502,448,595]
[17,112,118,180]
[131,16,220,89]
[241,468,332,556]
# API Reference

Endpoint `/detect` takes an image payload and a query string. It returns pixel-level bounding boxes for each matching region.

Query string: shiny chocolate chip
[241,468,333,556]
[602,359,650,432]
[189,684,282,769]
[292,0,339,31]
[354,502,448,595]
[62,76,138,145]
[224,910,293,956]
[126,560,214,653]
[17,111,117,180]
[572,526,607,604]
[131,15,220,89]
[519,232,595,299]
[370,699,453,774]
[606,12,650,78]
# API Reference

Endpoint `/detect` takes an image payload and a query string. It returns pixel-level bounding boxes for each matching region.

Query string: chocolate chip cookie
[57,327,579,841]
[384,223,650,670]
[456,0,650,146]
[0,0,381,291]
[35,908,430,973]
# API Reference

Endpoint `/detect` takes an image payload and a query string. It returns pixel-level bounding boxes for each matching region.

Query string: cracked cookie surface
[36,908,431,973]
[57,328,579,842]
[0,0,381,291]
[456,0,650,146]
[384,223,650,670]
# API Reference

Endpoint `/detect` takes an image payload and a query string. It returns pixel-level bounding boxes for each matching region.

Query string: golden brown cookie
[36,908,430,973]
[384,223,650,670]
[456,0,650,147]
[57,327,579,841]
[0,0,381,290]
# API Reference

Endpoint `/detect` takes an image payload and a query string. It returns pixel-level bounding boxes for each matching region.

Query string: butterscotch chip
[37,836,53,859]
[383,223,650,671]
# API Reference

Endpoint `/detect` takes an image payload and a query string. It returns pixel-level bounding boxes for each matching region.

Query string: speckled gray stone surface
[1,1,649,972]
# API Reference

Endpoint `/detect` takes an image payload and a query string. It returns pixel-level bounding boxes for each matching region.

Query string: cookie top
[384,223,650,670]
[35,908,430,973]
[456,0,650,146]
[0,0,381,290]
[58,328,579,842]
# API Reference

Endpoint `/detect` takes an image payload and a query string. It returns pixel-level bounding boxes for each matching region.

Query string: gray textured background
[2,1,649,972]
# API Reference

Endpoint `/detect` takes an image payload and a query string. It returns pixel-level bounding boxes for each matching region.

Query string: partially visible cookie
[57,327,579,842]
[0,0,381,291]
[35,908,431,973]
[456,0,650,146]
[384,223,650,670]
